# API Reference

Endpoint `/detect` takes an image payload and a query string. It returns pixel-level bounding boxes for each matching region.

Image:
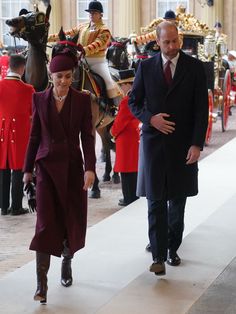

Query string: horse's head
[106,37,130,70]
[5,5,51,46]
[51,27,84,59]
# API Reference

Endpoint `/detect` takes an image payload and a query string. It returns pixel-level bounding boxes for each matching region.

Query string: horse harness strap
[83,66,101,98]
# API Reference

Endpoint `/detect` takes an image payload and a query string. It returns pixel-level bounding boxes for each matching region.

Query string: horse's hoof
[112,174,120,184]
[89,190,101,199]
[103,174,111,182]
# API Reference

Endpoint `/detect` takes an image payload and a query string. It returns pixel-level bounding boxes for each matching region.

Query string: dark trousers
[0,169,24,210]
[120,172,138,204]
[147,197,187,261]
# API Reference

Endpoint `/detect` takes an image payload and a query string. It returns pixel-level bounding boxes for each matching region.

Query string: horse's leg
[102,146,112,182]
[100,146,106,163]
[89,172,101,199]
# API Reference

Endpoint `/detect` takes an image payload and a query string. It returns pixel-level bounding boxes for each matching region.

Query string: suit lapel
[153,54,168,90]
[168,51,186,93]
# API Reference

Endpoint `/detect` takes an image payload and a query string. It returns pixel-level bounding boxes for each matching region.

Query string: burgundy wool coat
[23,86,96,257]
[111,95,140,173]
[0,77,34,169]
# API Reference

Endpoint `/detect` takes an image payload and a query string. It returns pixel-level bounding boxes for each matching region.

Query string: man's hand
[186,145,201,164]
[150,113,175,134]
[83,171,95,191]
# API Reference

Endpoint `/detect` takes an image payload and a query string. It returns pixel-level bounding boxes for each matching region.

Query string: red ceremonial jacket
[111,95,140,173]
[0,76,35,169]
[0,55,9,79]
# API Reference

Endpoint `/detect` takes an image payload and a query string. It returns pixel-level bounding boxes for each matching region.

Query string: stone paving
[1,107,236,279]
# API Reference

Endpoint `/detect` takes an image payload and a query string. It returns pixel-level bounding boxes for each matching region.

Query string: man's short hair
[9,54,26,71]
[156,21,178,39]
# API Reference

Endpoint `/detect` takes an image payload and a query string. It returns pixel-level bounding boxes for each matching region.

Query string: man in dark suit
[129,21,208,276]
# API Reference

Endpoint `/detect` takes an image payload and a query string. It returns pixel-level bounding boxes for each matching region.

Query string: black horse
[107,37,160,73]
[6,5,51,92]
[106,37,130,81]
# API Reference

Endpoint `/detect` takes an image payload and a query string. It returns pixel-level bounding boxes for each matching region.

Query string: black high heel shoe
[61,257,73,287]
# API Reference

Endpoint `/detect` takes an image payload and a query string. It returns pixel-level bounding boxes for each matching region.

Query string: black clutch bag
[24,182,36,213]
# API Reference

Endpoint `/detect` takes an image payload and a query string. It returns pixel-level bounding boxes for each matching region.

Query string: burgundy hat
[49,50,77,73]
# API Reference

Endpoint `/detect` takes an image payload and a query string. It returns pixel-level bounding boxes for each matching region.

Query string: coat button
[2,118,5,121]
[11,140,14,143]
[12,129,16,132]
[0,138,3,142]
[12,118,16,122]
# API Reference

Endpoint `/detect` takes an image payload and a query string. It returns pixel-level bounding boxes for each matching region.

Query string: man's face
[89,11,102,23]
[156,26,180,59]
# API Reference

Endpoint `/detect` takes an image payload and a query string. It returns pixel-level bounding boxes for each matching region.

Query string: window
[0,0,31,48]
[157,0,189,18]
[76,0,109,26]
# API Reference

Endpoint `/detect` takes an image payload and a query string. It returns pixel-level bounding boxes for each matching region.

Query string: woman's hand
[83,171,95,191]
[23,172,33,184]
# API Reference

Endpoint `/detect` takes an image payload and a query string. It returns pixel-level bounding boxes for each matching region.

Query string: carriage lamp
[204,34,216,60]
[216,38,227,57]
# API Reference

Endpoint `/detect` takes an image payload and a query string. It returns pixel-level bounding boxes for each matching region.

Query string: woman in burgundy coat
[111,69,140,206]
[23,50,96,303]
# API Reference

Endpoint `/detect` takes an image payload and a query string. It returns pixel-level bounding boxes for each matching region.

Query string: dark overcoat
[23,86,96,257]
[129,51,209,200]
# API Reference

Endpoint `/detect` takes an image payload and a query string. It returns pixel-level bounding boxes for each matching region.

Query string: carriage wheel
[221,69,231,132]
[205,90,214,146]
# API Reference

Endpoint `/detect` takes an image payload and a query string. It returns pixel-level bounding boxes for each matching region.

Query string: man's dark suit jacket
[129,50,209,200]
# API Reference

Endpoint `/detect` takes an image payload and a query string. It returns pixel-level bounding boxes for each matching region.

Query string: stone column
[61,0,77,30]
[47,0,62,34]
[118,0,141,37]
[224,0,236,49]
[201,0,224,29]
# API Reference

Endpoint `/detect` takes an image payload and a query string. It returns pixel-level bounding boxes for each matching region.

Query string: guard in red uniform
[0,54,35,215]
[0,50,9,79]
[111,69,140,206]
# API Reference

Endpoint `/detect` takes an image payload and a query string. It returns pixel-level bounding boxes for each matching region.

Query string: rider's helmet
[163,10,176,21]
[85,0,103,13]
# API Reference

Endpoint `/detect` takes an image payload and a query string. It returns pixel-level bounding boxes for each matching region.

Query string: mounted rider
[48,0,120,113]
[132,10,183,50]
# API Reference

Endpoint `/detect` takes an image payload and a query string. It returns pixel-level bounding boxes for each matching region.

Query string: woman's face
[51,70,73,94]
[89,11,102,23]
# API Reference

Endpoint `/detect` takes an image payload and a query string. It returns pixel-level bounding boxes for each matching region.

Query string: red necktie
[164,60,172,86]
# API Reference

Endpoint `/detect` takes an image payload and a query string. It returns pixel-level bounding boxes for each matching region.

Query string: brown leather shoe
[149,260,166,276]
[167,252,181,266]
